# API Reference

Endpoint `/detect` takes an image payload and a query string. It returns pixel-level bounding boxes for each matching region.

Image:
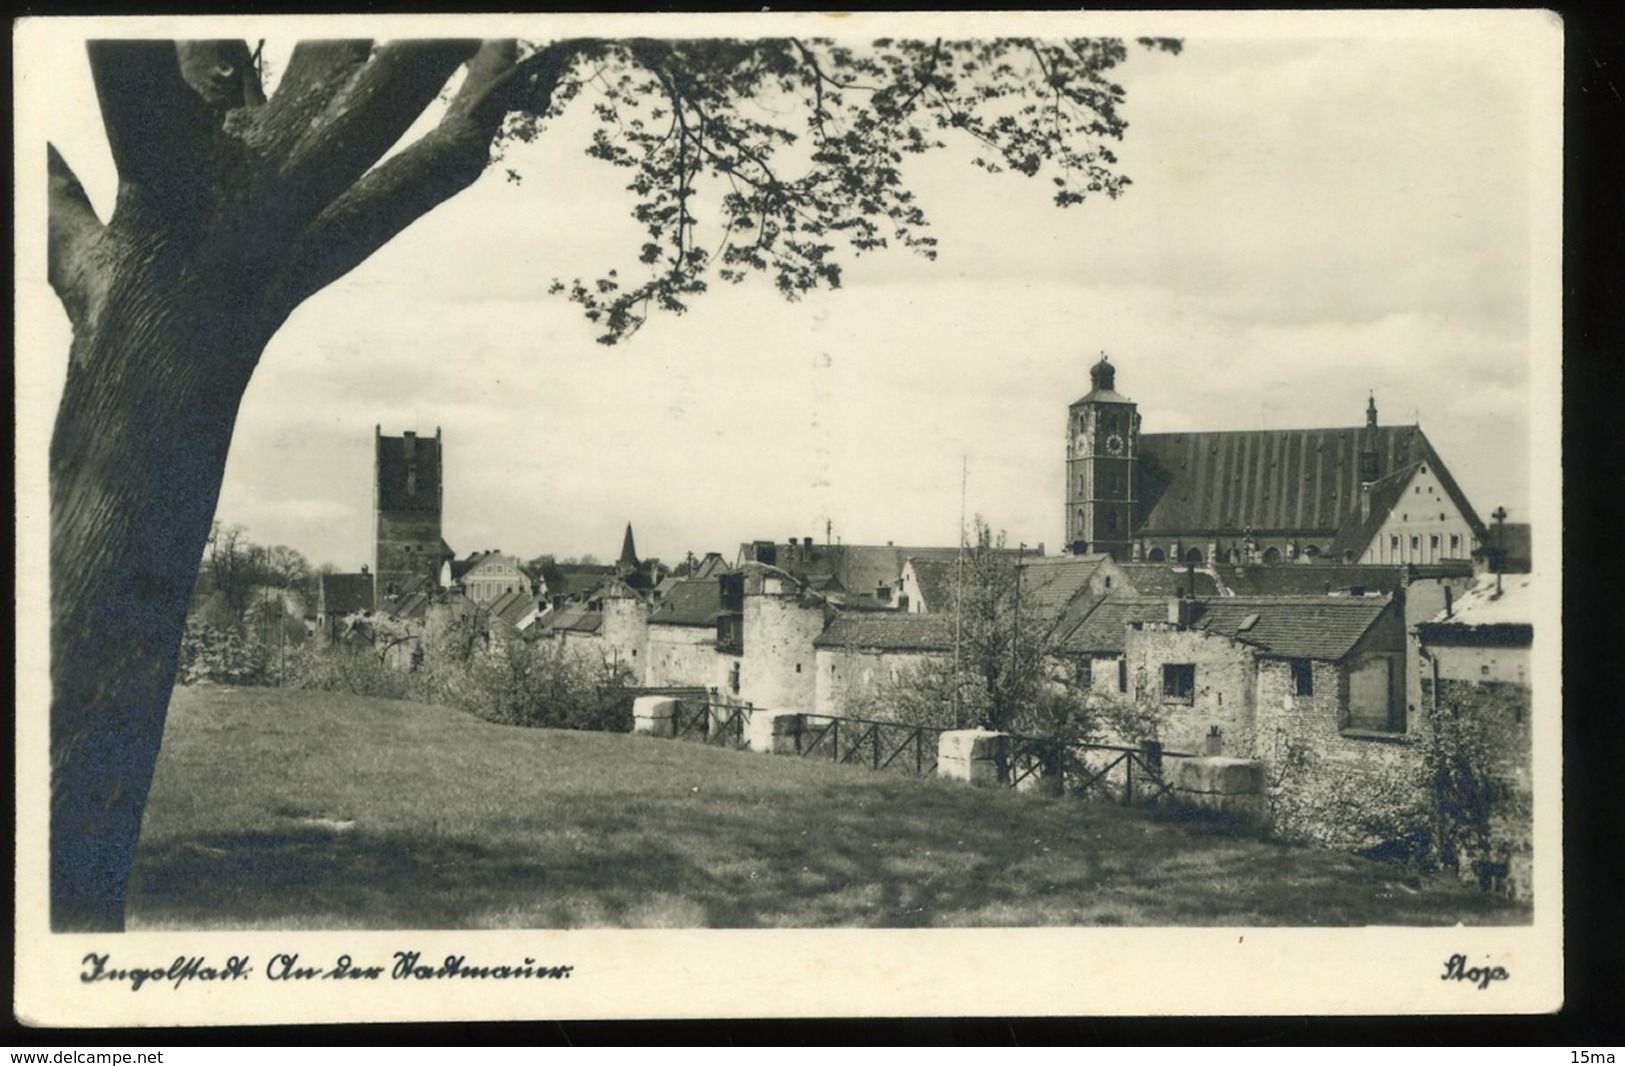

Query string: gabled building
[449,550,536,605]
[1065,357,1487,566]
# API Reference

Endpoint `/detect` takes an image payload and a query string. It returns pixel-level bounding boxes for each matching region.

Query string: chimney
[804,537,814,550]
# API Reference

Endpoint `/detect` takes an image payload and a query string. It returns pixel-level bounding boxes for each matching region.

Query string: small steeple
[1366,392,1378,428]
[618,522,639,570]
[1090,352,1116,393]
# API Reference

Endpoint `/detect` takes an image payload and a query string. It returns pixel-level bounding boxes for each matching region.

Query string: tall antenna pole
[1011,541,1025,722]
[954,455,967,729]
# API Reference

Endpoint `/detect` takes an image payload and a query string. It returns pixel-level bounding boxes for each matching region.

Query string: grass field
[128,685,1532,929]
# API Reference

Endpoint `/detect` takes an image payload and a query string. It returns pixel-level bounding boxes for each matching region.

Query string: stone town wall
[815,646,945,717]
[1251,656,1425,846]
[741,593,825,711]
[599,597,649,684]
[646,623,726,690]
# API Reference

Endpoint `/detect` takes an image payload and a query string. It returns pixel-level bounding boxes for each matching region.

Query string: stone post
[938,729,1008,786]
[631,696,679,737]
[745,710,803,755]
[1169,755,1268,831]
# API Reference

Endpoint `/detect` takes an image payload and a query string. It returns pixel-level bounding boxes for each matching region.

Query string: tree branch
[278,39,483,214]
[245,39,372,158]
[87,40,227,190]
[47,145,106,331]
[175,40,264,112]
[267,39,585,314]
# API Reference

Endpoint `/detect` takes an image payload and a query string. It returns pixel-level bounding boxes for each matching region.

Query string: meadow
[127,685,1532,929]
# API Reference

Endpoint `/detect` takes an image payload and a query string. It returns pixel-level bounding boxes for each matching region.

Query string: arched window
[1304,545,1322,559]
[1263,547,1282,564]
[1147,547,1166,563]
[1185,548,1204,564]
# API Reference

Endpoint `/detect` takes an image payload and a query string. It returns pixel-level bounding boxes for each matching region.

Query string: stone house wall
[1122,622,1258,754]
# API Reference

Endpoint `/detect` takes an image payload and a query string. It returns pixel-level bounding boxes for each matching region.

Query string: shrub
[178,624,268,686]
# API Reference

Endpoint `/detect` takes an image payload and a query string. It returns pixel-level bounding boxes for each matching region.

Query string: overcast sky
[24,12,1560,570]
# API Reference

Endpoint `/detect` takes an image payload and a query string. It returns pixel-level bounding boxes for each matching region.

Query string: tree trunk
[50,232,270,931]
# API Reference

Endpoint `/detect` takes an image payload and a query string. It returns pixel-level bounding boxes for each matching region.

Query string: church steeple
[618,522,639,571]
[1359,392,1380,484]
[1066,353,1139,560]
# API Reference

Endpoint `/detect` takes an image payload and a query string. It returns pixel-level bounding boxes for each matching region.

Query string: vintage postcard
[15,11,1563,1027]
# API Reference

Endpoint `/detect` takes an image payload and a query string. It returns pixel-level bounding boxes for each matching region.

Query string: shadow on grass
[129,772,1529,929]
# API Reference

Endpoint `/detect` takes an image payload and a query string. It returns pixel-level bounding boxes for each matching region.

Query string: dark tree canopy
[45,32,1176,931]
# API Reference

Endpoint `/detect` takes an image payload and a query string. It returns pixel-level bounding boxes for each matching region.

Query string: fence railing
[1004,733,1194,803]
[797,715,945,777]
[669,699,751,749]
[647,697,1195,808]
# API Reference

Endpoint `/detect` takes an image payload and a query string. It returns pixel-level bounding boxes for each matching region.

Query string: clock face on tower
[1105,433,1125,456]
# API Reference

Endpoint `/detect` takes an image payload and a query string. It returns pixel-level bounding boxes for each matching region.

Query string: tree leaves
[508,36,1172,344]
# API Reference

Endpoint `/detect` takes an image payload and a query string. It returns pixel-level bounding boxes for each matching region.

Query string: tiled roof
[743,542,1033,601]
[1137,424,1437,537]
[902,557,958,612]
[813,612,957,652]
[1059,596,1170,654]
[1018,554,1108,614]
[488,589,541,627]
[1426,572,1535,628]
[319,573,374,616]
[388,592,432,621]
[1191,596,1395,661]
[649,578,722,626]
[536,603,602,635]
[1113,563,1219,598]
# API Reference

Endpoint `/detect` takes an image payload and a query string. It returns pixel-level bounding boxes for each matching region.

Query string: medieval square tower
[374,426,444,599]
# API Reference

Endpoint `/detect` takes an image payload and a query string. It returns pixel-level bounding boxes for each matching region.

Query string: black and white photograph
[15,11,1562,1026]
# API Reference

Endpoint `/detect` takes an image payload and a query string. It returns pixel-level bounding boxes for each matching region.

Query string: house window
[1117,659,1128,693]
[1390,534,1400,553]
[1162,663,1196,704]
[729,662,741,694]
[1450,534,1461,552]
[1430,534,1439,552]
[1290,658,1314,696]
[1076,658,1093,688]
[1410,535,1420,552]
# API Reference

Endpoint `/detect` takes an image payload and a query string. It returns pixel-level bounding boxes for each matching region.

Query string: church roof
[1135,424,1457,537]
